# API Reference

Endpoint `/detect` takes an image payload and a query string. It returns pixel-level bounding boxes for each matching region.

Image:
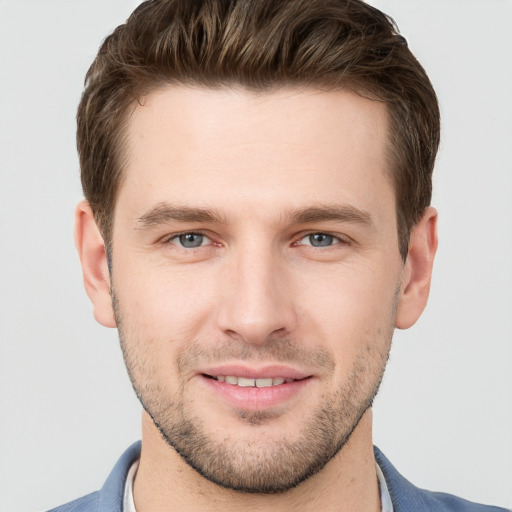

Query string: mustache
[177,337,335,374]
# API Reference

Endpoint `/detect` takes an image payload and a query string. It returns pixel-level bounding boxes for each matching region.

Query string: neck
[133,410,380,512]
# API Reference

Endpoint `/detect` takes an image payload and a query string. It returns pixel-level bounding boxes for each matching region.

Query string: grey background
[0,1,511,510]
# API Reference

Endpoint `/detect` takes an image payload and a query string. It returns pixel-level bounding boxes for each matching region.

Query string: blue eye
[298,233,342,247]
[171,233,209,248]
[309,233,334,247]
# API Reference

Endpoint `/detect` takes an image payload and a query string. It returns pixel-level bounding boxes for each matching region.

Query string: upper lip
[199,364,311,380]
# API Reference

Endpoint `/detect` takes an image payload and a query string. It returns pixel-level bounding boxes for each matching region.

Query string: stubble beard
[113,290,395,494]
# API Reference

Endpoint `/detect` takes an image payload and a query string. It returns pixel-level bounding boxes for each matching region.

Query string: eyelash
[163,231,216,249]
[162,231,349,250]
[294,232,349,248]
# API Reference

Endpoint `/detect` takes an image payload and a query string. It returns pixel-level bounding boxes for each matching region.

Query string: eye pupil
[179,233,204,248]
[309,233,334,247]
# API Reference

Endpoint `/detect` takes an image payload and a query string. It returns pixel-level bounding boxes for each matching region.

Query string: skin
[75,86,437,511]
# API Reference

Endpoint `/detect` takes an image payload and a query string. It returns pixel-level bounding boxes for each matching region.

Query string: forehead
[118,85,393,224]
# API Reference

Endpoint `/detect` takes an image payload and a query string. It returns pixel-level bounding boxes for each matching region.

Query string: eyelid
[158,229,349,248]
[293,231,350,247]
[161,230,215,247]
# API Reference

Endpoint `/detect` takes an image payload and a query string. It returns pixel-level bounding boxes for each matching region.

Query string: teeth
[215,376,293,387]
[256,378,273,388]
[238,377,255,387]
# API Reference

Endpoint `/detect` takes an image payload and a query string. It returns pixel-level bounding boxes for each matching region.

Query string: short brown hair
[77,0,440,260]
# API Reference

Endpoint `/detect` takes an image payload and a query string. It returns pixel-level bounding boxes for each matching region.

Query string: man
[48,0,508,511]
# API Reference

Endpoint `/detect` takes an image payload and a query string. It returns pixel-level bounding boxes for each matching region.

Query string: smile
[212,376,297,387]
[200,371,313,410]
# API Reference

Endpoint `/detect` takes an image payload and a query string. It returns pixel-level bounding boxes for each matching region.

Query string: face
[107,87,406,492]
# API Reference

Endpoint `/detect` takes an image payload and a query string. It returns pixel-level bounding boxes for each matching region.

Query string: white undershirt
[376,460,394,512]
[123,459,394,512]
[123,459,138,512]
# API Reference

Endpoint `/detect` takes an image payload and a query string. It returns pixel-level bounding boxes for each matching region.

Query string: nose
[216,244,298,345]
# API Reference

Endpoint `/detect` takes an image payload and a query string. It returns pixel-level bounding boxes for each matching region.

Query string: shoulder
[45,491,99,512]
[374,446,510,512]
[426,491,510,512]
[44,441,141,512]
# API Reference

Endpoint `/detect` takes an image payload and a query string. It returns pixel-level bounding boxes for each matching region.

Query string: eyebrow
[136,203,226,228]
[136,203,374,229]
[285,205,374,227]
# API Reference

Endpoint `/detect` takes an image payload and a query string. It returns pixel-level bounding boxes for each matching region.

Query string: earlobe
[395,207,438,330]
[74,201,117,328]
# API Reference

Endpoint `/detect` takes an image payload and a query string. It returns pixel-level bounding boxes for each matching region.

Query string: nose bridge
[216,238,296,343]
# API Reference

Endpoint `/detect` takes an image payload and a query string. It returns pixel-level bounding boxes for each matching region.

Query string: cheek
[296,262,398,356]
[113,259,218,342]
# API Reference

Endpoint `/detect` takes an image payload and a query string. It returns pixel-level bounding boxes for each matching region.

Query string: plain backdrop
[0,1,511,511]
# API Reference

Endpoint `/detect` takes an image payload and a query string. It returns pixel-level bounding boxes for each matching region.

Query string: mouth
[203,374,303,388]
[198,366,313,411]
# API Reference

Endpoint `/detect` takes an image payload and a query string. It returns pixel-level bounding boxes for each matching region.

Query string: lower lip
[200,375,312,411]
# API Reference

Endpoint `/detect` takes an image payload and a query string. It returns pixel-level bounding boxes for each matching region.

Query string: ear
[74,200,117,328]
[395,207,438,330]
